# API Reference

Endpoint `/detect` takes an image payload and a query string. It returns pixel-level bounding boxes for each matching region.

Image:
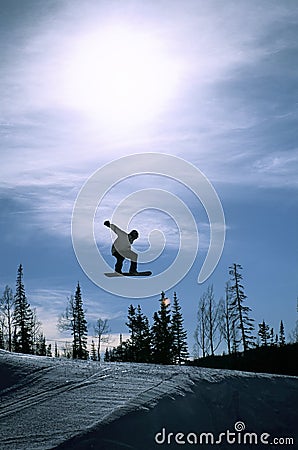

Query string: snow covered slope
[0,350,297,449]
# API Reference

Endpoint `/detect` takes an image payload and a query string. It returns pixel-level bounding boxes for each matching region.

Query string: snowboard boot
[129,261,138,275]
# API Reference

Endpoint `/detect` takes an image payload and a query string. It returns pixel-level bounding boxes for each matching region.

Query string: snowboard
[104,271,152,277]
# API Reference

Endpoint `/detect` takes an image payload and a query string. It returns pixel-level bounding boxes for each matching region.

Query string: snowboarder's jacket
[110,224,133,256]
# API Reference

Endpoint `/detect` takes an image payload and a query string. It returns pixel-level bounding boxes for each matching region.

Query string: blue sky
[1,0,297,353]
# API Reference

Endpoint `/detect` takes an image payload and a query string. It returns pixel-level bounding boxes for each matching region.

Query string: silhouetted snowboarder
[104,220,139,274]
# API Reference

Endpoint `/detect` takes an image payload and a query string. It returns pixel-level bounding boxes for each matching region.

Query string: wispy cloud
[1,0,297,193]
[253,151,298,188]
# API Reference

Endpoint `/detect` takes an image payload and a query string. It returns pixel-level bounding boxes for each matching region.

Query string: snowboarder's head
[128,229,139,243]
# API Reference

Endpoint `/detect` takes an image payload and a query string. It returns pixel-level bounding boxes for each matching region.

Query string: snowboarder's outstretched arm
[104,220,126,237]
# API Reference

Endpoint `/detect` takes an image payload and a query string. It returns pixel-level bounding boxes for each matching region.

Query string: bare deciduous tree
[205,285,222,356]
[0,285,14,351]
[195,285,222,357]
[93,318,110,361]
[194,291,208,358]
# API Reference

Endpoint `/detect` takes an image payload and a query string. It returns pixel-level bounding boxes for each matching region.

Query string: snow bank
[0,350,297,449]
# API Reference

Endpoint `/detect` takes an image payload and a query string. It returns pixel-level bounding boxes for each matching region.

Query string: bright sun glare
[64,26,180,129]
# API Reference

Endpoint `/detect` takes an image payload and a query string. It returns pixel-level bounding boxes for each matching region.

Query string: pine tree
[151,292,174,365]
[126,305,151,363]
[58,283,88,360]
[279,320,286,346]
[12,325,18,353]
[171,293,188,364]
[269,328,275,346]
[275,333,279,347]
[90,340,97,361]
[258,320,270,346]
[46,344,52,357]
[135,305,151,362]
[108,348,117,362]
[73,283,88,359]
[108,334,128,362]
[125,305,136,361]
[13,264,34,354]
[1,285,14,351]
[126,306,136,339]
[104,347,110,362]
[231,320,239,353]
[54,342,59,358]
[35,333,47,355]
[229,264,255,352]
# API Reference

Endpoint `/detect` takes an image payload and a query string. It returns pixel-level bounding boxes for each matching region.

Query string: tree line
[0,264,51,356]
[0,265,112,360]
[1,263,297,368]
[194,263,297,358]
[105,291,189,365]
[0,264,189,364]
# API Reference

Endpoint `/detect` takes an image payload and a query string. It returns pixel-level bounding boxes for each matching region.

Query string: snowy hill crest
[0,350,297,449]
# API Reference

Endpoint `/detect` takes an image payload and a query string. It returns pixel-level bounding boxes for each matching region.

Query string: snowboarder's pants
[112,249,138,273]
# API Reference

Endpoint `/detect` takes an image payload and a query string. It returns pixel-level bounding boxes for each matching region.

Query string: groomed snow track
[0,350,297,449]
